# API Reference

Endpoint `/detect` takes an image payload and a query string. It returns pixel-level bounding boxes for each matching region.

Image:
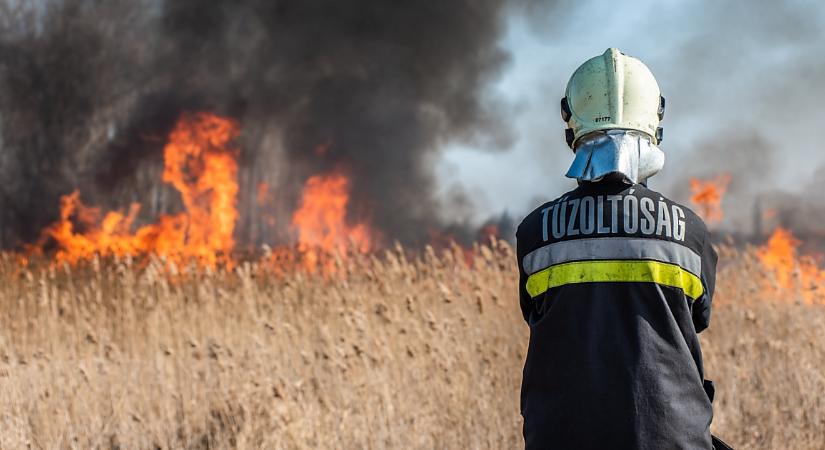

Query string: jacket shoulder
[516,189,579,260]
[516,189,577,239]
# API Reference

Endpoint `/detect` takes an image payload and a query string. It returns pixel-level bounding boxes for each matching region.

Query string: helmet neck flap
[565,129,664,185]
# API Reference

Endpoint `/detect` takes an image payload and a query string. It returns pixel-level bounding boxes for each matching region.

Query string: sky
[437,0,825,232]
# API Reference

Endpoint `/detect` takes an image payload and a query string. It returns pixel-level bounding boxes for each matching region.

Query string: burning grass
[690,174,732,225]
[29,111,379,276]
[31,113,241,267]
[0,242,824,449]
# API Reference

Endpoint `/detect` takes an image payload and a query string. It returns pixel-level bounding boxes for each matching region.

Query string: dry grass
[0,242,823,449]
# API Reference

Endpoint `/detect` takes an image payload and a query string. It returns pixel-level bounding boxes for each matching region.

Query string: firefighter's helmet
[562,48,665,149]
[562,48,666,184]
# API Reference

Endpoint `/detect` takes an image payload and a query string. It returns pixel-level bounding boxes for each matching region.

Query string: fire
[155,112,239,263]
[756,227,801,288]
[689,174,731,225]
[291,171,373,272]
[33,113,380,273]
[756,227,825,304]
[38,112,240,267]
[40,191,143,263]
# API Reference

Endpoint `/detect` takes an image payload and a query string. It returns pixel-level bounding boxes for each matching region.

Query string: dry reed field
[0,241,823,449]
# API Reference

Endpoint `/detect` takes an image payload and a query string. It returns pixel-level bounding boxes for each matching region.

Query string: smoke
[0,0,521,246]
[663,134,776,233]
[0,0,165,245]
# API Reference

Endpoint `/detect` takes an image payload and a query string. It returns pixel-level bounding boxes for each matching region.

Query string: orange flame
[756,227,801,288]
[291,171,373,272]
[756,227,825,303]
[35,115,382,273]
[39,112,240,267]
[689,174,731,225]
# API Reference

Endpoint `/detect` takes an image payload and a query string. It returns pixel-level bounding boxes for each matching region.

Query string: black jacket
[516,181,717,450]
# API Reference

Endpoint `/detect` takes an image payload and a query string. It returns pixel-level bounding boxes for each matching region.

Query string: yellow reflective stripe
[525,260,704,299]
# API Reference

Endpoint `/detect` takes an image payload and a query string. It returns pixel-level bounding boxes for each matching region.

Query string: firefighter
[516,48,729,449]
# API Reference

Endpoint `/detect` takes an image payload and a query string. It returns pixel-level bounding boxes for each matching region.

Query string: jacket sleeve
[516,224,533,323]
[692,233,718,333]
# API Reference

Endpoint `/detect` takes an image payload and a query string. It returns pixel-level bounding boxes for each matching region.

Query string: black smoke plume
[0,0,519,247]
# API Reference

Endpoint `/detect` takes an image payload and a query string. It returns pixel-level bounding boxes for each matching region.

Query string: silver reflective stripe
[522,237,701,277]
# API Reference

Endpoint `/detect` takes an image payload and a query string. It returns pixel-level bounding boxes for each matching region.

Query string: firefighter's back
[516,180,716,450]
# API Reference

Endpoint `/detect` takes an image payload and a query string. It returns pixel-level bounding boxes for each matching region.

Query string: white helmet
[562,48,666,184]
